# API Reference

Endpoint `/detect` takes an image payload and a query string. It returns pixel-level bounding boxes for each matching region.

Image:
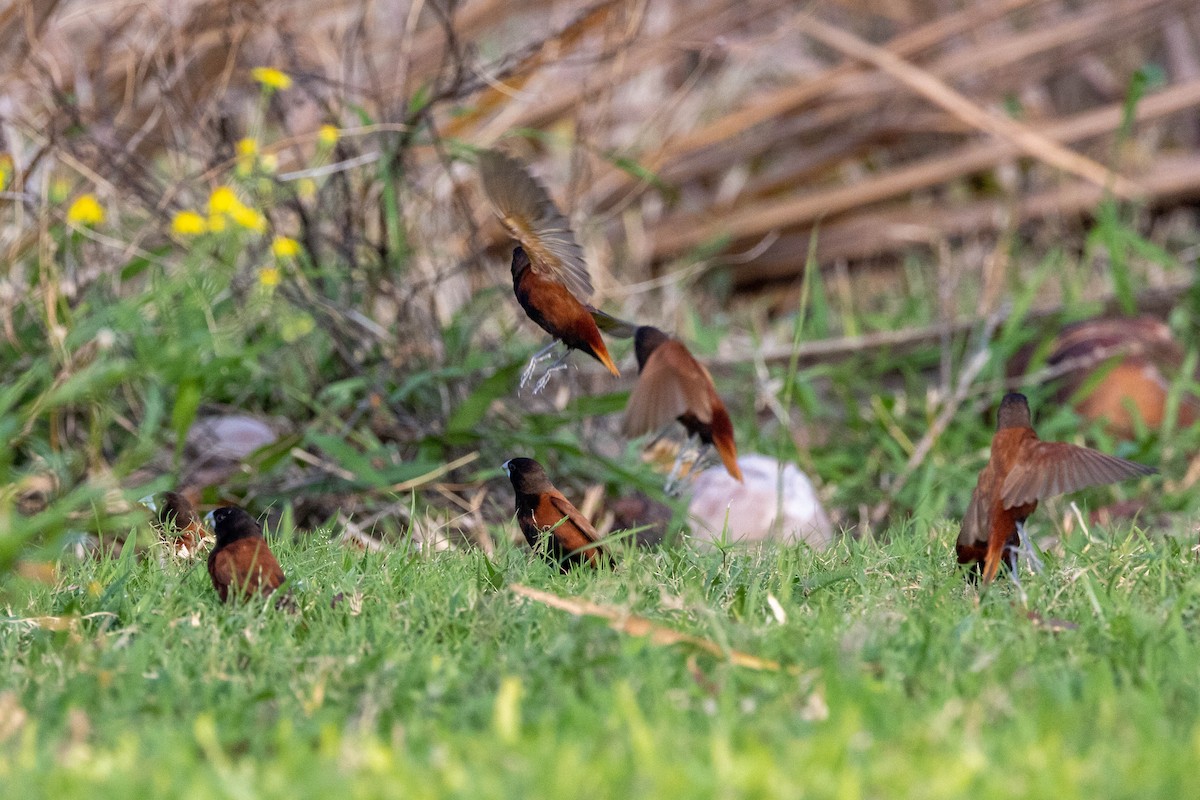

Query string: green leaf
[446,363,522,434]
[42,359,132,410]
[170,379,202,462]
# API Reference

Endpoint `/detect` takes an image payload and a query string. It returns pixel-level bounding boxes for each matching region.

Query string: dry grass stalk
[510,583,797,673]
[792,13,1140,196]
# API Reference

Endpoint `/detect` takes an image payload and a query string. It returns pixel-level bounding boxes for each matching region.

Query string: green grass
[2,49,1198,799]
[2,515,1198,798]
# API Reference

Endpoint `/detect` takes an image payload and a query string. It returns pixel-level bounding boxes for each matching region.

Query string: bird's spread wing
[1001,441,1156,508]
[478,150,592,300]
[621,341,714,437]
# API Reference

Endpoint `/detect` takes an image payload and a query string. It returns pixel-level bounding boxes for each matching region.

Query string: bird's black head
[997,392,1032,430]
[158,491,199,530]
[510,246,531,280]
[633,326,671,371]
[210,506,262,547]
[503,457,552,495]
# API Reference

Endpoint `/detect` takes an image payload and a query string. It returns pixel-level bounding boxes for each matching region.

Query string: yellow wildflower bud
[258,266,281,288]
[231,205,266,233]
[317,125,339,148]
[67,194,105,226]
[208,186,240,215]
[171,210,208,236]
[251,67,293,91]
[271,236,300,258]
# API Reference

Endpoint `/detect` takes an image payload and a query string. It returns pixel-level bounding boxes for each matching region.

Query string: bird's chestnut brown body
[956,393,1156,584]
[503,457,611,572]
[511,248,619,376]
[207,506,288,603]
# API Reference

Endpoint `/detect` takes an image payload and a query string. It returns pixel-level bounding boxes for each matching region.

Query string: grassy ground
[2,512,1198,798]
[2,8,1199,795]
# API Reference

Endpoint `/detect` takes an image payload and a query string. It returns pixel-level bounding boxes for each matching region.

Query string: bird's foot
[530,352,572,395]
[1014,522,1044,575]
[663,438,704,496]
[519,342,562,391]
[1006,564,1029,607]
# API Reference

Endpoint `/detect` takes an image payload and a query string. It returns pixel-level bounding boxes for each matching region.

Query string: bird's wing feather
[957,482,992,550]
[210,549,234,589]
[478,150,592,300]
[247,539,287,591]
[621,342,714,437]
[545,492,602,548]
[1001,441,1156,508]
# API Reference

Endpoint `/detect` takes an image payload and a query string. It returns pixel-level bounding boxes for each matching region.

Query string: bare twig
[510,583,798,673]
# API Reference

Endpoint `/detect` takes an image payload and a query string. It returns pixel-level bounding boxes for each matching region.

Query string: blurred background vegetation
[0,0,1197,577]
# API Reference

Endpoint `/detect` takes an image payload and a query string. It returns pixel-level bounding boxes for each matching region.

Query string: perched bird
[956,393,1156,586]
[621,325,743,484]
[502,457,611,572]
[207,506,289,604]
[477,150,627,392]
[150,491,206,557]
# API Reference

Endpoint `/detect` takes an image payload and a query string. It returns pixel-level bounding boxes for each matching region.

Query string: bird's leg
[691,442,717,473]
[1005,557,1029,606]
[1013,520,1044,575]
[531,350,572,395]
[663,436,702,496]
[1000,521,1040,607]
[519,342,562,390]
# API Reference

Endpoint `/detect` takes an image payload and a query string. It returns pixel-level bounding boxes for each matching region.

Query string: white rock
[687,454,834,549]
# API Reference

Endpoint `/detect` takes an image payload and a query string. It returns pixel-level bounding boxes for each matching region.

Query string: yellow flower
[258,266,281,288]
[259,153,278,174]
[207,214,227,233]
[67,194,105,226]
[171,210,208,236]
[251,67,292,91]
[208,186,240,215]
[317,125,339,147]
[296,178,317,201]
[230,205,266,233]
[237,138,258,157]
[271,236,300,258]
